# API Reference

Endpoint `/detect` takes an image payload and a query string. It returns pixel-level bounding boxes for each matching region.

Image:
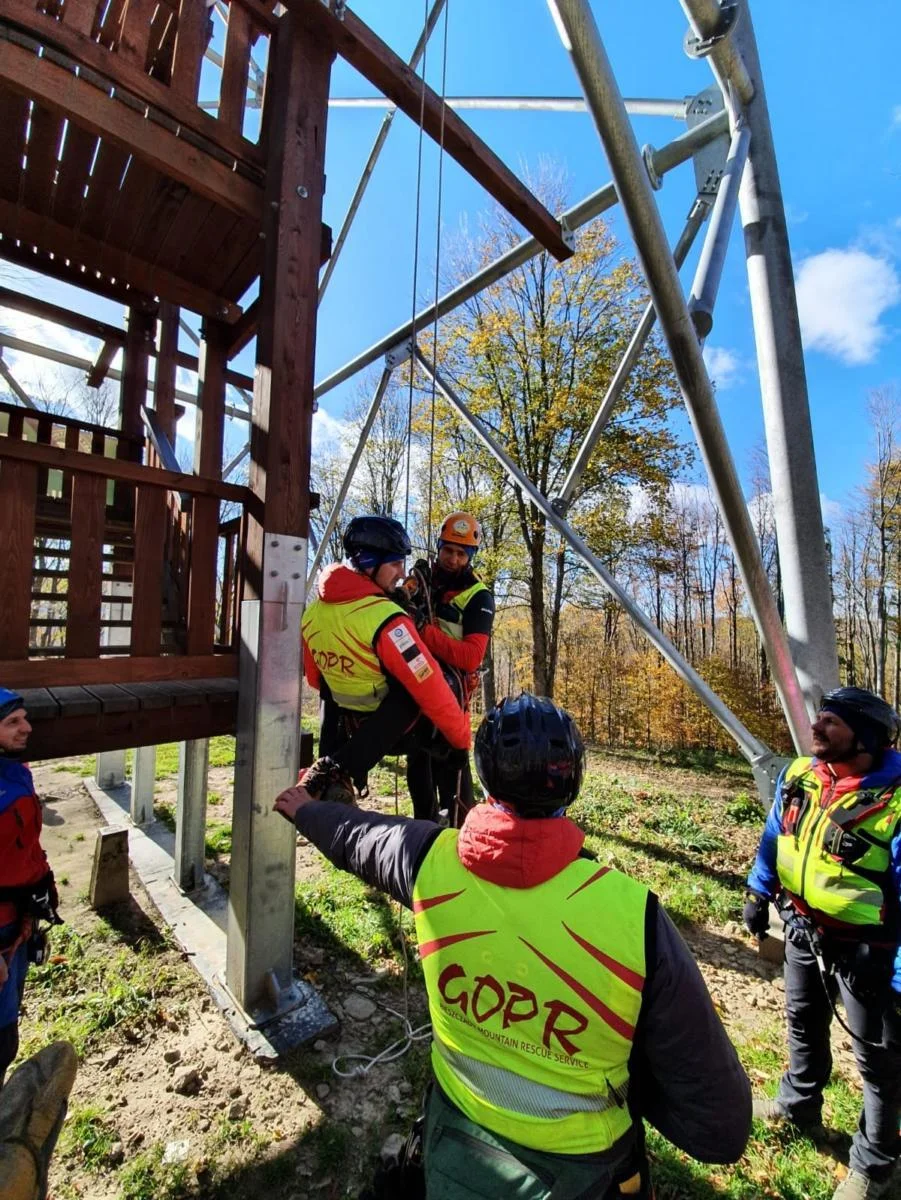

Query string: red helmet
[438,511,482,550]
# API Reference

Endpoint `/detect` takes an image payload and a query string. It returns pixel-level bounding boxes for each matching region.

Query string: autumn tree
[432,182,689,696]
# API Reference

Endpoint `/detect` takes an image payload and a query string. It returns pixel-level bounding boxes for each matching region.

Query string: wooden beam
[226,295,259,360]
[0,461,37,660]
[23,695,237,760]
[0,288,254,387]
[0,437,256,505]
[0,653,238,689]
[0,286,126,345]
[286,0,574,262]
[0,238,157,314]
[187,320,227,654]
[121,308,155,442]
[249,15,332,558]
[2,0,264,171]
[0,200,242,321]
[154,301,179,443]
[86,340,120,389]
[0,35,263,222]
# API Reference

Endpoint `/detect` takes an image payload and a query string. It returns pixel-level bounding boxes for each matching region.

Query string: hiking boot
[299,757,356,805]
[833,1169,895,1199]
[752,1096,826,1140]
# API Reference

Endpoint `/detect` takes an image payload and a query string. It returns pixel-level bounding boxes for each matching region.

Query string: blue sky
[3,0,900,516]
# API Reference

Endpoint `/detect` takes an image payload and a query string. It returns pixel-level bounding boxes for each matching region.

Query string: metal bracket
[559,218,576,253]
[685,87,730,197]
[384,337,414,370]
[684,3,740,59]
[262,535,307,607]
[641,144,663,191]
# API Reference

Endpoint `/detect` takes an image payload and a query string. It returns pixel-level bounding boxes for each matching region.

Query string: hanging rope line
[425,0,451,551]
[403,0,431,529]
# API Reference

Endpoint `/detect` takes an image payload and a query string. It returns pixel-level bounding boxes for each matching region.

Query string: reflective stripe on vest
[412,830,648,1155]
[433,1039,621,1120]
[435,580,489,641]
[302,592,403,712]
[775,756,901,929]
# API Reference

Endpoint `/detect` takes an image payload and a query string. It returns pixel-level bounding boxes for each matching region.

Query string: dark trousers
[407,752,475,824]
[423,1083,653,1199]
[776,933,901,1179]
[319,682,421,792]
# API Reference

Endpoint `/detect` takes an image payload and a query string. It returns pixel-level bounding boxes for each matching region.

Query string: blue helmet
[0,689,24,723]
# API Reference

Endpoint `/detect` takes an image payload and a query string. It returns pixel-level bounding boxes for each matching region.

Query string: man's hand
[743,891,771,938]
[0,954,8,994]
[273,785,315,823]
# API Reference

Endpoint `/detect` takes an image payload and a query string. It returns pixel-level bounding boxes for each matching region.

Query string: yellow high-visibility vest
[302,592,403,712]
[776,756,901,931]
[413,829,648,1153]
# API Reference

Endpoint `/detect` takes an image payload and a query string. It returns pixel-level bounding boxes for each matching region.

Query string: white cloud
[703,345,743,389]
[892,106,901,128]
[819,493,844,526]
[795,248,900,365]
[312,406,349,454]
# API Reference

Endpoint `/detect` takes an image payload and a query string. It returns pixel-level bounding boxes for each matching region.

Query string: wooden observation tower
[0,0,571,1030]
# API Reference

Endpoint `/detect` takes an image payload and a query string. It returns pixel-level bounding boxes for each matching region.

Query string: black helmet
[820,687,901,753]
[343,516,411,567]
[474,693,585,816]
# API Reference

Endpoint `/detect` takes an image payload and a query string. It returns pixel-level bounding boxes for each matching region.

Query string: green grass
[118,1144,191,1200]
[58,1105,119,1172]
[19,922,183,1058]
[205,822,232,856]
[294,862,415,967]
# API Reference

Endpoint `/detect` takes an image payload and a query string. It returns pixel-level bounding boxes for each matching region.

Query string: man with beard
[405,512,495,824]
[744,687,901,1199]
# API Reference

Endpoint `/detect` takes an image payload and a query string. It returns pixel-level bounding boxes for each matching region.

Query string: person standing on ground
[744,686,901,1200]
[301,516,470,803]
[0,690,60,1088]
[277,692,751,1198]
[406,511,495,824]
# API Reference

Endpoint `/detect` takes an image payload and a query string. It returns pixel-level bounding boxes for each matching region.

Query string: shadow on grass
[93,895,170,952]
[602,828,748,892]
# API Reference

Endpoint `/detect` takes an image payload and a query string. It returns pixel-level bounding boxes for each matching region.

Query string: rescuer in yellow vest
[744,687,901,1200]
[276,693,751,1198]
[405,511,496,825]
[301,515,470,804]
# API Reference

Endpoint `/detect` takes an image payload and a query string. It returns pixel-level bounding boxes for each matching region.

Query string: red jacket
[0,761,50,927]
[303,564,470,751]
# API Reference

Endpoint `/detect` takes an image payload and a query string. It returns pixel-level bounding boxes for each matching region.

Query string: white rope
[331,1006,432,1080]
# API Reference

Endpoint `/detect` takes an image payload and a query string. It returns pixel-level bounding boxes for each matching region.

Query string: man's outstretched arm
[274,787,440,907]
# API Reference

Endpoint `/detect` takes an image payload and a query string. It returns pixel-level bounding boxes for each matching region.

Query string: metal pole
[223,442,250,480]
[318,0,448,303]
[687,119,750,338]
[305,364,395,588]
[677,0,754,105]
[314,108,729,401]
[555,198,710,514]
[547,0,809,753]
[414,346,769,765]
[682,0,839,708]
[327,96,689,118]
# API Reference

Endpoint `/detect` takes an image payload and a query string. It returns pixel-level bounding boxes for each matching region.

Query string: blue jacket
[747,749,901,993]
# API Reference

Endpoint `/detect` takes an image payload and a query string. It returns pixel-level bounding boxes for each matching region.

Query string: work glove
[743,890,771,938]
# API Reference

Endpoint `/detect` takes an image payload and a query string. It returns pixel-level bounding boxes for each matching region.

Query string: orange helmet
[438,511,482,549]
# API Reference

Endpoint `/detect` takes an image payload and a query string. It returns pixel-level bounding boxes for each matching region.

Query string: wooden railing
[0,436,253,686]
